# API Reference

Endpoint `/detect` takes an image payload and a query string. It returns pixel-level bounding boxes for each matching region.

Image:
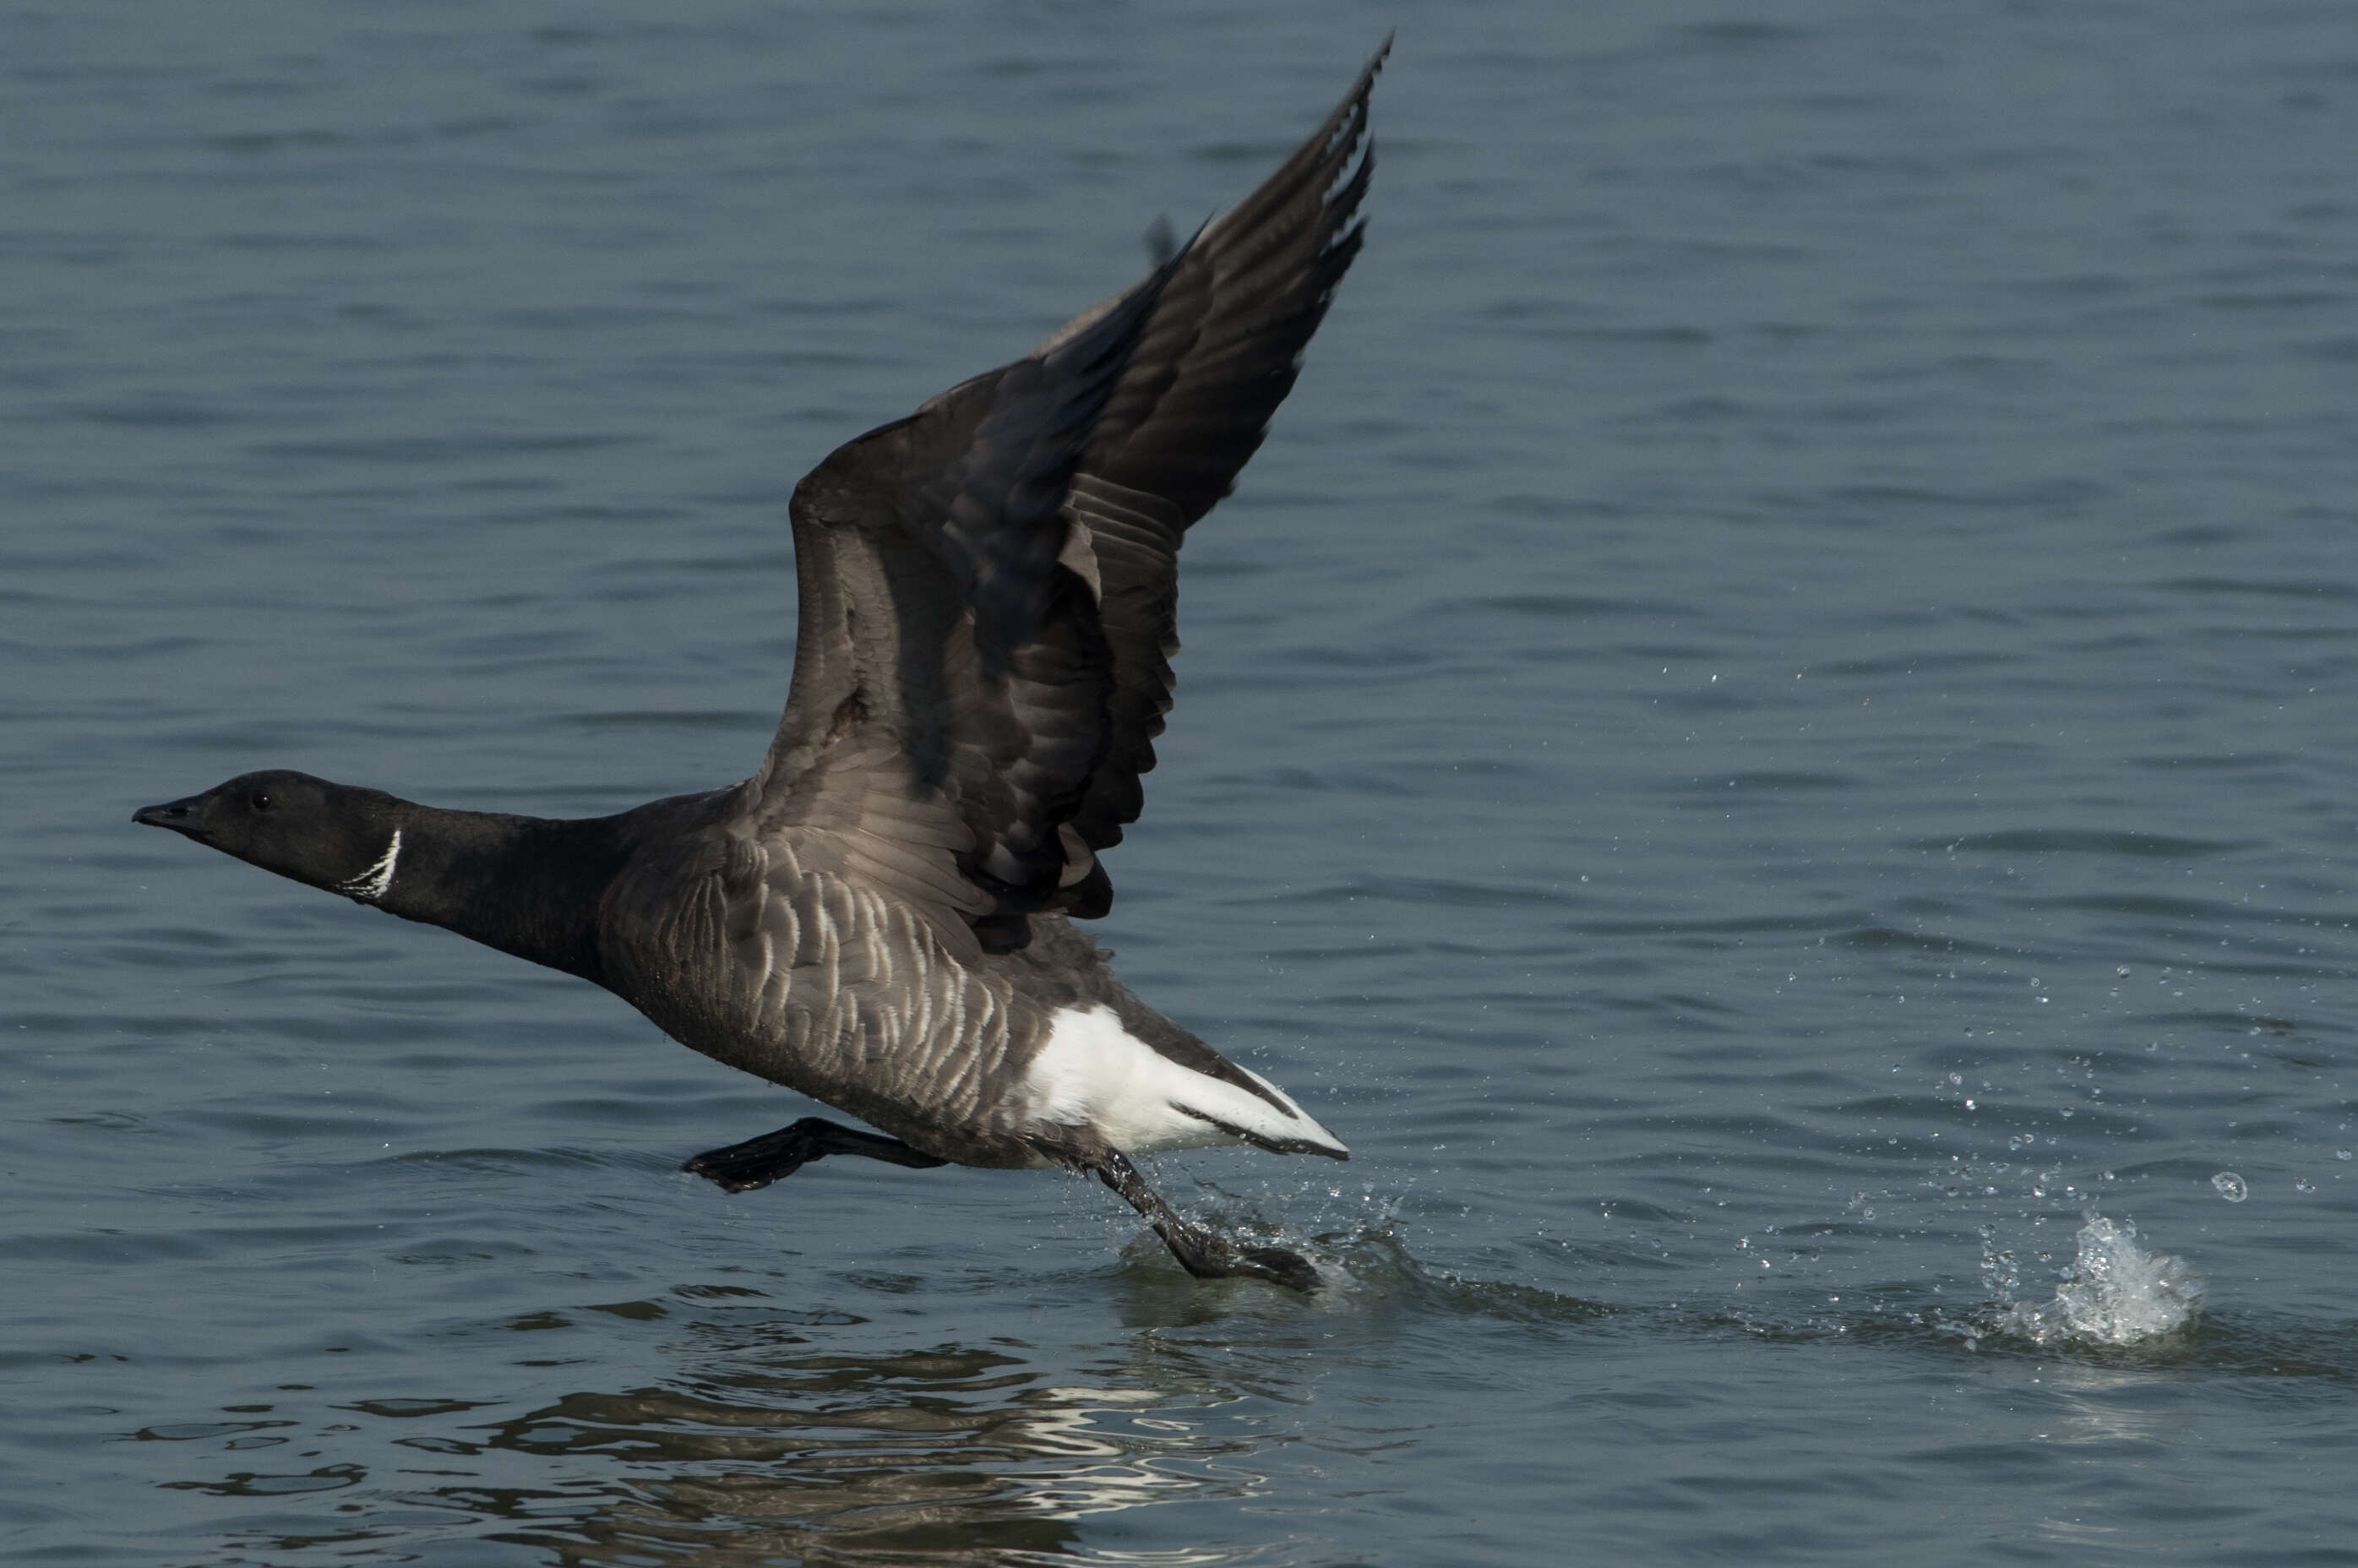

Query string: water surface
[8,2,2358,1562]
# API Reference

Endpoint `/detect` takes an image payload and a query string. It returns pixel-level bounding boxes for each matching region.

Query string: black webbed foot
[683,1117,948,1195]
[1088,1149,1322,1293]
[1231,1244,1323,1293]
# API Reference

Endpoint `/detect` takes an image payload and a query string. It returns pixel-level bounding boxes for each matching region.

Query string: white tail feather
[1020,1004,1348,1158]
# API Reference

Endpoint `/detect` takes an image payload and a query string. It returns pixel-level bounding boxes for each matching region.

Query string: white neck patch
[335,829,402,903]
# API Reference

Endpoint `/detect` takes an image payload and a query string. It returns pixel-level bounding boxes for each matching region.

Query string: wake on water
[1126,1170,2202,1348]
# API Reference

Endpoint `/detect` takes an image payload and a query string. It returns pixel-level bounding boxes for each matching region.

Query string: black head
[133,770,404,898]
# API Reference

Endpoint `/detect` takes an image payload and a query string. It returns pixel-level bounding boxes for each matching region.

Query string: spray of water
[1993,1212,2203,1347]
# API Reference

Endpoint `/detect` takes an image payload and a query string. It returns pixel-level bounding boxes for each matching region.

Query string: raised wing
[749,47,1384,956]
[749,264,1175,957]
[1049,41,1385,915]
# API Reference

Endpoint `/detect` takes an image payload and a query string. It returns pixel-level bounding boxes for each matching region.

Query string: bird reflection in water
[436,1336,1280,1565]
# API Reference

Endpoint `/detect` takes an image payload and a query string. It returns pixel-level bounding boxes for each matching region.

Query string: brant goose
[134,45,1383,1293]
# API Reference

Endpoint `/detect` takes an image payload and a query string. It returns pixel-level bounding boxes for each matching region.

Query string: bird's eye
[250,792,275,812]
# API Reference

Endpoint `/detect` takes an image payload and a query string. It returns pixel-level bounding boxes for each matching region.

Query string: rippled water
[10,2,2358,1563]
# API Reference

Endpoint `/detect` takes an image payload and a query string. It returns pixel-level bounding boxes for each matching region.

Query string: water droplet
[2211,1171,2248,1203]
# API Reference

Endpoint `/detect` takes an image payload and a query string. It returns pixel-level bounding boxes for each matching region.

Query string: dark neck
[372,803,639,986]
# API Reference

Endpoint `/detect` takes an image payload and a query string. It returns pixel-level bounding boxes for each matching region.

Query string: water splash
[1994,1213,2203,1347]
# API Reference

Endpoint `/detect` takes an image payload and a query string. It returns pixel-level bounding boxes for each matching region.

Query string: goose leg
[1092,1149,1321,1293]
[683,1118,949,1194]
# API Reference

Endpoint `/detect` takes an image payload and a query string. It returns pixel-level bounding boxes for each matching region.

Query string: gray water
[8,2,2358,1562]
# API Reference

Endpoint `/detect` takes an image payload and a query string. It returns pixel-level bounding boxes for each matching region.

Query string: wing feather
[1054,42,1386,901]
[742,45,1386,950]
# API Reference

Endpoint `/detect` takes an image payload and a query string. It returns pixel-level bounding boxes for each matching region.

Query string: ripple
[1930,829,2246,858]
